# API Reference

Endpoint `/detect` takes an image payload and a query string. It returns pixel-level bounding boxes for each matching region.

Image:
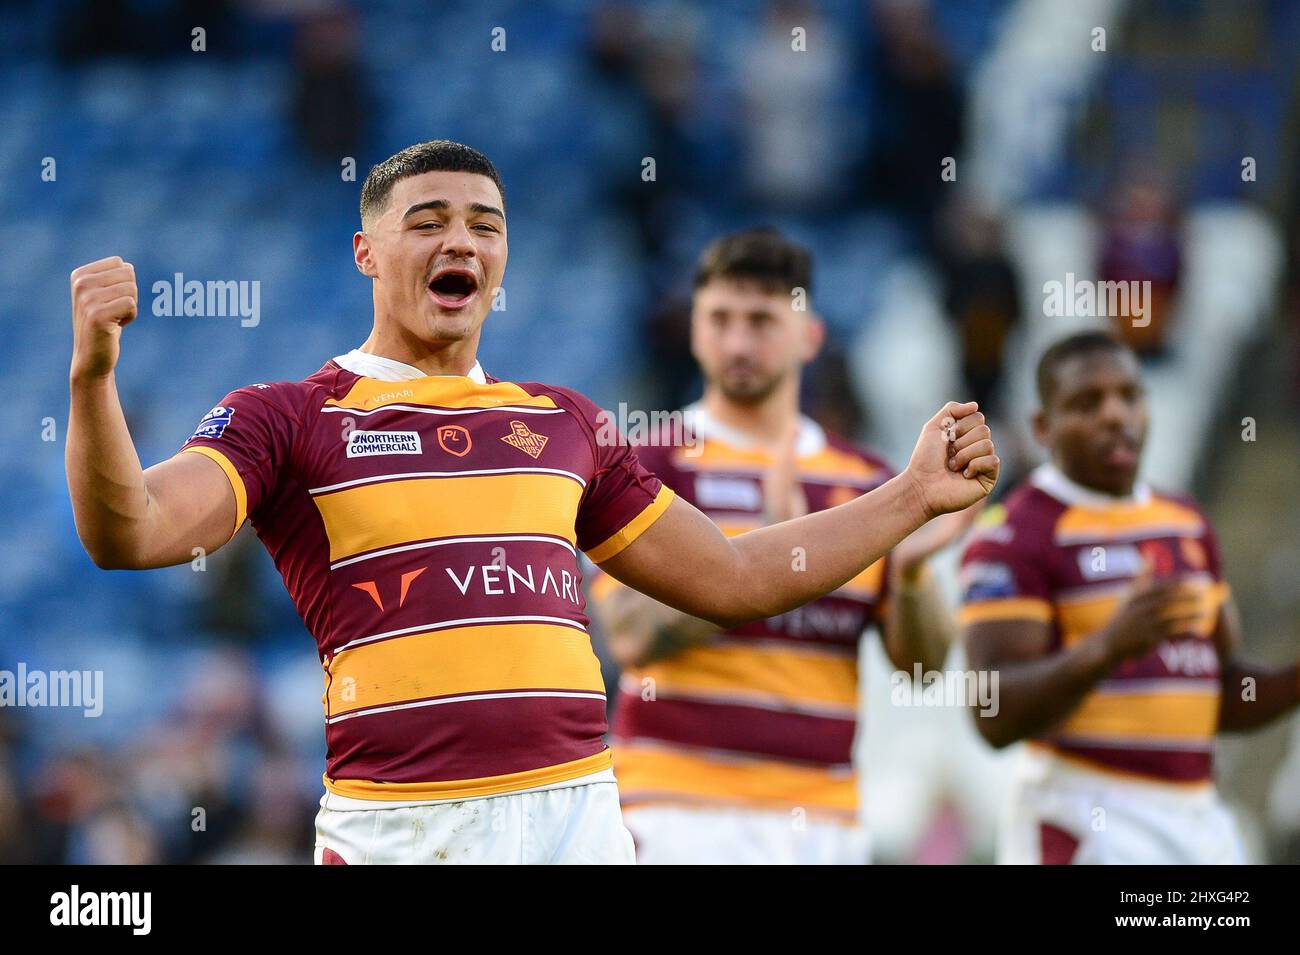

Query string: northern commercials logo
[346,430,422,458]
[50,885,150,935]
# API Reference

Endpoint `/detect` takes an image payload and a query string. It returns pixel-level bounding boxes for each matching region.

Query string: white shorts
[622,804,871,865]
[998,747,1246,865]
[313,780,635,865]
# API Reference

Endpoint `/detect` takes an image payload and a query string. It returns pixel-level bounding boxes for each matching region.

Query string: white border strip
[334,614,588,654]
[310,466,586,495]
[322,404,566,417]
[331,534,576,571]
[327,689,607,724]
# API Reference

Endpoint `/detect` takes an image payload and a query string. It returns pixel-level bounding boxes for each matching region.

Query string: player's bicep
[595,496,741,625]
[133,451,238,568]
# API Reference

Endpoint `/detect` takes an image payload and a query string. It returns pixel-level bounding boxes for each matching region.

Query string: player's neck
[700,384,800,447]
[1046,460,1139,501]
[357,328,480,377]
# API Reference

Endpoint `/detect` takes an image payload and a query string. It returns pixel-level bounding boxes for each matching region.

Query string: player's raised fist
[904,400,1000,518]
[70,256,139,381]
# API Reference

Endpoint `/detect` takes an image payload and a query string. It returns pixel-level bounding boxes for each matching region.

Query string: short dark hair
[692,227,813,298]
[359,140,505,227]
[1036,330,1132,406]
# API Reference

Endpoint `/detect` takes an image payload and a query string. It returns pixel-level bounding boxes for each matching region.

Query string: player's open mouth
[427,269,479,309]
[1101,436,1140,469]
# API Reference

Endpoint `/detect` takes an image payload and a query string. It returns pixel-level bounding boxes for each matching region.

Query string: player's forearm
[971,636,1114,747]
[1217,659,1300,731]
[592,585,717,669]
[723,474,930,625]
[66,371,154,567]
[884,566,954,673]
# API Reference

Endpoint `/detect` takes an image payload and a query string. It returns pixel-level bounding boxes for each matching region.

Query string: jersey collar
[1031,462,1151,508]
[332,348,487,384]
[683,402,826,457]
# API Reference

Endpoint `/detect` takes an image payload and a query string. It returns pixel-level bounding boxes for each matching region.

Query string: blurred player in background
[64,141,1000,865]
[961,331,1300,864]
[590,228,978,864]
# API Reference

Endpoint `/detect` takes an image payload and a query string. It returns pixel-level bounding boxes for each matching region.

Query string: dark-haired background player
[961,331,1300,863]
[66,140,999,864]
[590,228,975,864]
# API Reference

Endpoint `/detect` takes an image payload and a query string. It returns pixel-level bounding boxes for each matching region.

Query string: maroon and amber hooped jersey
[959,464,1229,785]
[596,408,893,821]
[179,357,673,802]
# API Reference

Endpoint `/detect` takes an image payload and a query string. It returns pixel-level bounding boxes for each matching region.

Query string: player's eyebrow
[402,199,505,221]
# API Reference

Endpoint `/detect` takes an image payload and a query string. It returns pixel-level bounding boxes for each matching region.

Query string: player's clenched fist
[904,400,1000,518]
[69,256,138,381]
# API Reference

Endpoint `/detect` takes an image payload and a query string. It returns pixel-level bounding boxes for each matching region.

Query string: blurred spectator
[860,0,965,245]
[1098,165,1184,359]
[200,754,313,863]
[72,804,163,865]
[28,749,123,864]
[589,4,702,271]
[740,0,856,210]
[938,197,1021,418]
[291,10,370,162]
[642,291,700,412]
[195,529,281,647]
[588,4,710,410]
[57,0,245,61]
[804,343,867,441]
[0,714,27,863]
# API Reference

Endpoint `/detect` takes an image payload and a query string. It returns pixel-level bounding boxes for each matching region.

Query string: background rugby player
[961,331,1300,863]
[591,228,974,864]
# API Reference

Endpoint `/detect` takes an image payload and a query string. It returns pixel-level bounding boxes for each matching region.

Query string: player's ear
[1031,408,1050,448]
[801,312,826,363]
[687,303,705,365]
[354,231,378,278]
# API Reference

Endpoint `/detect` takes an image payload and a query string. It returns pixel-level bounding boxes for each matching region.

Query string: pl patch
[190,405,235,441]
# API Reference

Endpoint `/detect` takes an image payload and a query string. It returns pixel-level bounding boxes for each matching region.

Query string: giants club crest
[501,420,549,459]
[437,424,472,457]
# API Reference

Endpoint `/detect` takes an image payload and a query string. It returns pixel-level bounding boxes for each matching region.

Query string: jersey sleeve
[957,503,1055,628]
[178,384,299,540]
[549,389,675,563]
[583,440,682,595]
